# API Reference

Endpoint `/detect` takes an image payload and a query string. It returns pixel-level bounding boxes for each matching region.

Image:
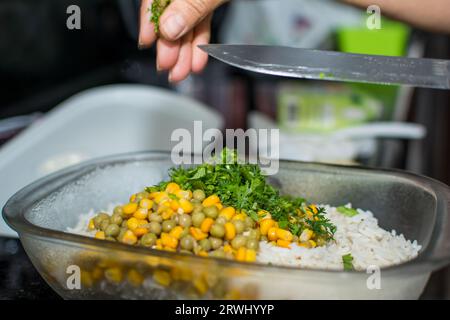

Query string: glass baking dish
[3,151,450,299]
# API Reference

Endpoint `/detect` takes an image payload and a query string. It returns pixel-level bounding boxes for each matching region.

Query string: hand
[138,0,227,83]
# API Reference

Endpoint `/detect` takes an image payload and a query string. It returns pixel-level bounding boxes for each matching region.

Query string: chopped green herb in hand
[150,0,171,34]
[146,149,336,244]
[342,253,354,271]
[337,206,359,217]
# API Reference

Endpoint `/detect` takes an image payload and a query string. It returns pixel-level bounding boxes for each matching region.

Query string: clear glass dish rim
[3,150,450,276]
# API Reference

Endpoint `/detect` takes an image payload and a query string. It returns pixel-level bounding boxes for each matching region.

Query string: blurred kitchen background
[0,0,449,299]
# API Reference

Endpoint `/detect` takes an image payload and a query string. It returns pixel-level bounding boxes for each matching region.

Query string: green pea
[210,237,223,250]
[149,221,162,235]
[162,220,176,233]
[193,189,206,201]
[121,220,128,228]
[246,239,259,250]
[191,199,201,205]
[141,233,157,247]
[210,224,225,238]
[110,213,123,226]
[247,229,261,240]
[180,235,194,251]
[149,213,163,223]
[99,219,110,232]
[93,213,109,228]
[134,192,147,203]
[105,236,116,242]
[231,235,247,249]
[192,212,206,227]
[199,239,212,251]
[245,216,255,229]
[210,249,225,259]
[113,206,123,216]
[105,224,120,237]
[178,214,192,228]
[180,249,193,255]
[203,206,219,219]
[232,220,245,234]
[117,229,127,241]
[192,204,204,214]
[260,235,268,242]
[215,216,227,225]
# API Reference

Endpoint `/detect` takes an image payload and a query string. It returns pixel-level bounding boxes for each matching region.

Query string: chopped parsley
[337,206,359,217]
[342,253,354,271]
[146,149,336,244]
[150,0,171,35]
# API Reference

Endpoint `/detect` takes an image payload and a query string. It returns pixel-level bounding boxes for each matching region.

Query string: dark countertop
[0,237,60,300]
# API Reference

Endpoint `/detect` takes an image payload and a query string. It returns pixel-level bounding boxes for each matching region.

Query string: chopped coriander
[342,253,354,271]
[146,149,336,244]
[150,0,171,35]
[337,206,359,217]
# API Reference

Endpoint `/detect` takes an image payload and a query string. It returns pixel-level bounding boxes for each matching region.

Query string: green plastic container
[337,19,410,119]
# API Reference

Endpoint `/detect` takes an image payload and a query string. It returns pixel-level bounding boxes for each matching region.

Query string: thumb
[159,0,225,41]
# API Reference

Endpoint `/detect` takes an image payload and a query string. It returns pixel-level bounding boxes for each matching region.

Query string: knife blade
[199,44,450,89]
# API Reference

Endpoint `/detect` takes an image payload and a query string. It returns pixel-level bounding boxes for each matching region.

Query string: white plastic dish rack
[0,84,224,237]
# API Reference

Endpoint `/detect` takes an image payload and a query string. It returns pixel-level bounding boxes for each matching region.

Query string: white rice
[68,203,421,271]
[257,204,421,271]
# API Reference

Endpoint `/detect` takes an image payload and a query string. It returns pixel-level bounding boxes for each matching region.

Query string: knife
[199,44,450,89]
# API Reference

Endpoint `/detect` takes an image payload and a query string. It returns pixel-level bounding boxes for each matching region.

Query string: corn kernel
[133,207,148,220]
[176,189,192,200]
[169,226,184,239]
[223,244,233,253]
[153,270,171,287]
[165,182,180,194]
[133,227,149,237]
[154,192,169,204]
[200,217,214,233]
[122,230,137,245]
[149,192,159,199]
[161,233,179,249]
[95,231,105,240]
[235,247,247,261]
[224,222,236,241]
[198,251,208,257]
[267,227,278,241]
[300,229,313,242]
[202,194,220,207]
[80,271,93,288]
[123,202,138,215]
[88,219,95,230]
[276,228,293,241]
[161,208,174,220]
[105,267,123,283]
[193,277,208,295]
[308,240,317,248]
[309,204,318,214]
[220,207,236,221]
[258,210,271,220]
[170,199,180,211]
[190,227,208,241]
[245,249,257,262]
[127,269,144,287]
[139,198,153,209]
[215,203,223,211]
[126,217,139,231]
[277,239,291,248]
[129,194,137,202]
[232,213,246,221]
[179,198,194,214]
[259,219,275,235]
